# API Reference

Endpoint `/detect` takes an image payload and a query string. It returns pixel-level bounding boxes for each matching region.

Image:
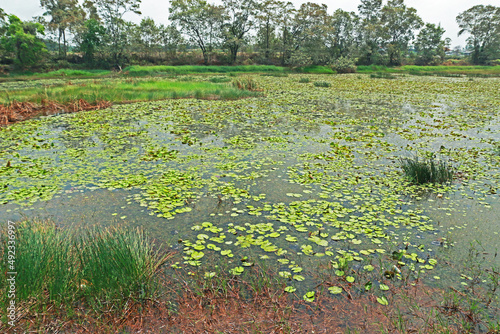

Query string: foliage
[124,64,286,75]
[331,56,357,73]
[457,5,500,65]
[399,155,454,184]
[0,15,48,69]
[414,23,447,66]
[169,0,225,65]
[75,18,106,64]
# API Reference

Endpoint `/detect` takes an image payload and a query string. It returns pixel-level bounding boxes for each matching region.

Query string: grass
[0,78,259,106]
[313,81,331,87]
[358,64,500,77]
[370,72,397,79]
[0,220,170,320]
[399,155,454,184]
[299,77,310,83]
[296,65,335,74]
[124,65,287,76]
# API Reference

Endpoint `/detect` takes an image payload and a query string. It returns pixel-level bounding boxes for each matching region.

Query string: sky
[1,0,498,47]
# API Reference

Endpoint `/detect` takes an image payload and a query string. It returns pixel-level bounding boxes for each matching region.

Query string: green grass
[298,77,310,83]
[399,155,454,184]
[296,66,335,74]
[313,81,331,87]
[124,65,287,76]
[370,72,397,79]
[0,78,259,105]
[0,220,170,317]
[358,65,500,76]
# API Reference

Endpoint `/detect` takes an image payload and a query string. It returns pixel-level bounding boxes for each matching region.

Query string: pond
[1,74,499,300]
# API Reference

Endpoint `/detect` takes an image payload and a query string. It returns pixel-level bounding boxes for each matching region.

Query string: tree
[221,0,257,64]
[136,17,160,58]
[87,0,142,67]
[325,9,359,60]
[457,5,500,65]
[75,18,106,64]
[255,0,281,61]
[0,15,48,68]
[357,0,383,65]
[279,2,330,66]
[159,24,183,59]
[379,0,422,66]
[169,0,224,65]
[415,23,446,65]
[40,0,85,57]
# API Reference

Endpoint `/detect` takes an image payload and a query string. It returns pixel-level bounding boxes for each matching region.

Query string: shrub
[313,81,331,87]
[331,57,357,74]
[399,155,454,184]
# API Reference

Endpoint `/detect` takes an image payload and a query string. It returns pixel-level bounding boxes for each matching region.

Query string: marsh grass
[370,72,397,79]
[124,65,286,76]
[313,81,331,88]
[0,220,171,321]
[232,76,258,91]
[399,155,454,184]
[0,79,259,106]
[299,77,310,83]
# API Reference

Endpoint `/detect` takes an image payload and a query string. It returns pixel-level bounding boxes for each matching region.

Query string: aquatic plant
[313,81,331,87]
[299,77,310,83]
[399,155,454,184]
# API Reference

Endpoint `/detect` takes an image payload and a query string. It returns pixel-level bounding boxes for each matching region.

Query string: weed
[399,155,454,184]
[313,81,331,88]
[299,77,310,83]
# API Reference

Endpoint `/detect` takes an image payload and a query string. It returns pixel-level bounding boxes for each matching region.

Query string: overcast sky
[2,0,498,47]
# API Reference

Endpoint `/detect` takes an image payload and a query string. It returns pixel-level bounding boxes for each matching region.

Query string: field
[1,72,499,332]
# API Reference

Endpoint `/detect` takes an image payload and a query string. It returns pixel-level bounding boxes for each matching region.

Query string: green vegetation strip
[0,78,259,105]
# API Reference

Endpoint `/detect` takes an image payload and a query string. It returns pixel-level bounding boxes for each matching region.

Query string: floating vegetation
[1,73,499,328]
[399,155,454,184]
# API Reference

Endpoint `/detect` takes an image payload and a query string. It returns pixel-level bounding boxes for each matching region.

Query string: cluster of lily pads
[1,74,499,304]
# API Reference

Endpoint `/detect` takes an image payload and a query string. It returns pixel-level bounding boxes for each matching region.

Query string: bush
[331,57,357,74]
[313,81,331,87]
[399,155,454,184]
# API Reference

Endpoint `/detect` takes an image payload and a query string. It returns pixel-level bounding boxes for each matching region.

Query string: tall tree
[221,0,257,64]
[255,0,281,61]
[357,0,382,64]
[379,0,422,66]
[415,23,446,65]
[457,5,500,65]
[159,24,183,59]
[136,17,160,58]
[0,15,48,68]
[75,18,106,64]
[40,0,85,57]
[87,0,141,67]
[169,0,225,65]
[325,9,359,60]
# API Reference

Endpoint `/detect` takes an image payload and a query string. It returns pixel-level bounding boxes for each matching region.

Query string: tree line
[0,0,499,70]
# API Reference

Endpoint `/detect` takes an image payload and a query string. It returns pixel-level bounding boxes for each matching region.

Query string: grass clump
[299,77,310,83]
[399,155,454,184]
[370,72,396,79]
[313,81,331,88]
[209,76,231,83]
[232,76,258,91]
[0,220,171,317]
